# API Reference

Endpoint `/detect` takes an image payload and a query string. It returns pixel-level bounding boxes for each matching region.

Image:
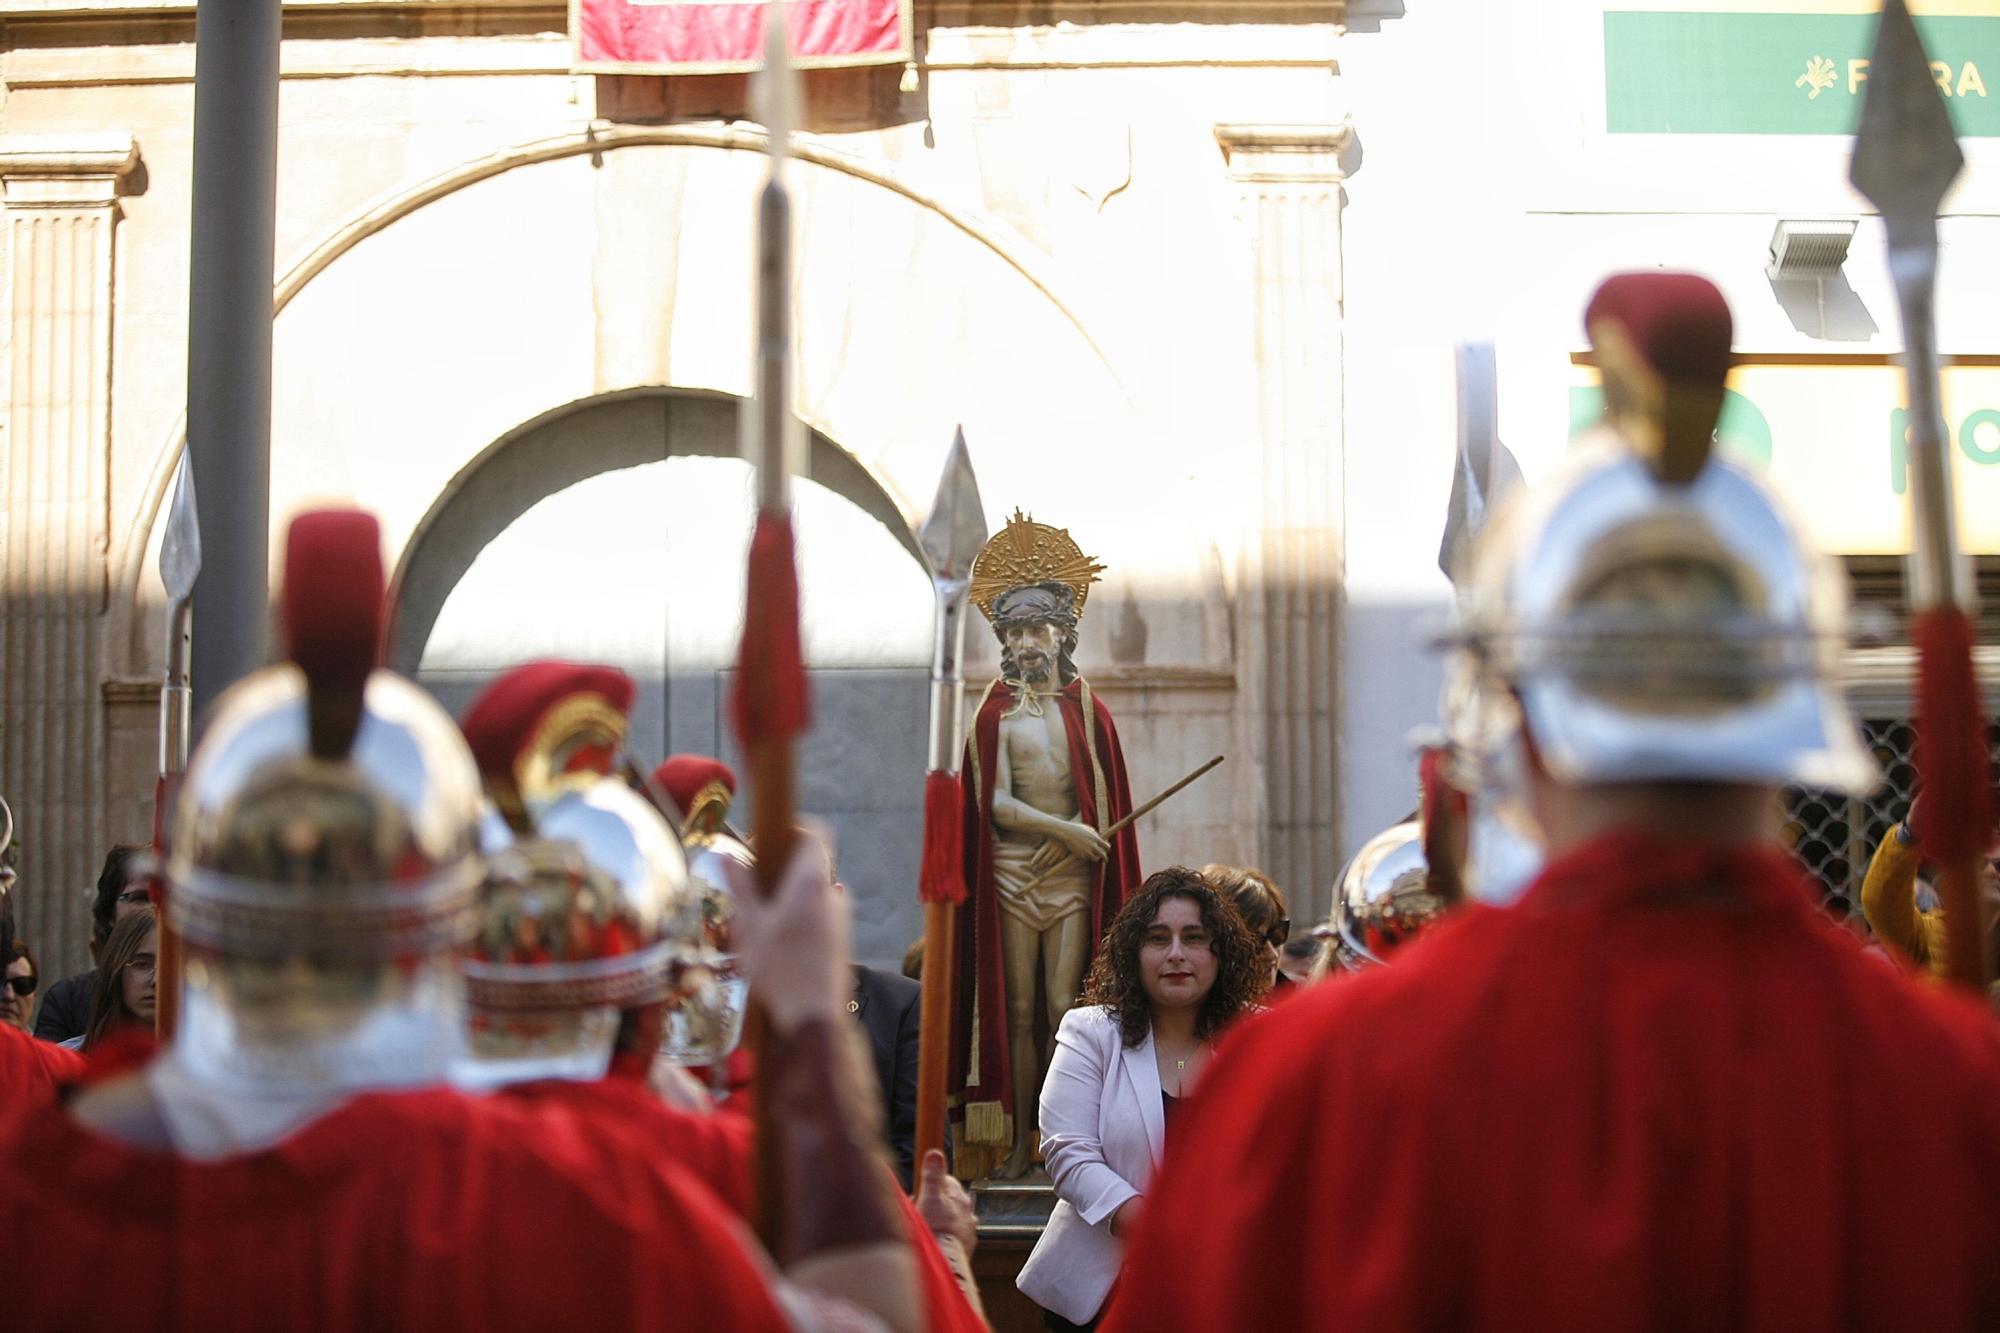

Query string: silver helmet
[456,662,699,1087]
[1448,273,1875,798]
[660,830,751,1066]
[459,780,697,1087]
[1333,820,1447,967]
[168,510,485,1095]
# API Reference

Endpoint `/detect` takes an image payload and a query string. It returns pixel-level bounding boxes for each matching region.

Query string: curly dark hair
[1080,866,1269,1049]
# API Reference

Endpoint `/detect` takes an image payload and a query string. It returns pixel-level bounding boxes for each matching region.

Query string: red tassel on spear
[912,428,989,1162]
[1852,0,1994,991]
[733,3,810,1249]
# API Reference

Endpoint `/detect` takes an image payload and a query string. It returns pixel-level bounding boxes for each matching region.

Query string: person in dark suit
[850,962,921,1191]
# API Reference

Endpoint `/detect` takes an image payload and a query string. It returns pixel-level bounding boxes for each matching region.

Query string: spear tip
[754,1,798,172]
[1850,0,1964,230]
[918,426,989,583]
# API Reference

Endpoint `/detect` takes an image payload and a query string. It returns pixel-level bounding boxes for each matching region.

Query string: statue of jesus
[950,512,1141,1181]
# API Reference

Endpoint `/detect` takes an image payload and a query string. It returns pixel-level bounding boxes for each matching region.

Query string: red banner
[572,0,911,74]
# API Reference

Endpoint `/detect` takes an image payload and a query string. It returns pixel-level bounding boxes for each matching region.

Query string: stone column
[1214,123,1350,920]
[0,133,139,977]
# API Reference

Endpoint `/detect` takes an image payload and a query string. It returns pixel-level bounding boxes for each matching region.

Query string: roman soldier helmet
[1449,272,1875,799]
[655,754,737,839]
[1333,820,1447,967]
[167,510,486,1092]
[652,755,751,1066]
[456,662,700,1086]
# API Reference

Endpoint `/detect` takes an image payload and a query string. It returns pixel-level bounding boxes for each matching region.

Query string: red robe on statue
[1105,833,2000,1333]
[0,1082,791,1330]
[951,676,1141,1152]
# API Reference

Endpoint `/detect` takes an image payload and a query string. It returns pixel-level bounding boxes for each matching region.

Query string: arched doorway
[393,389,935,968]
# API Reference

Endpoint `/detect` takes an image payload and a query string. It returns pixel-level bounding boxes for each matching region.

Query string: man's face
[0,953,33,1031]
[1003,620,1062,684]
[114,878,151,926]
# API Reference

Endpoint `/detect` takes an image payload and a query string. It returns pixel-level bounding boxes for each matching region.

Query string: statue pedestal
[970,1177,1058,1333]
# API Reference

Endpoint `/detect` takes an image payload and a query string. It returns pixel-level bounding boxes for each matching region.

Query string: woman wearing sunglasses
[1016,868,1269,1330]
[1203,864,1292,993]
[67,907,156,1052]
[0,943,36,1032]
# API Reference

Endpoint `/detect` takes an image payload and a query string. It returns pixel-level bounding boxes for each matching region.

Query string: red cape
[507,1077,987,1333]
[0,1080,789,1330]
[1105,833,2000,1332]
[0,1022,84,1100]
[951,677,1140,1142]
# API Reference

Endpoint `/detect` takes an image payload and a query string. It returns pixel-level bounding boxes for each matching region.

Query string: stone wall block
[0,133,138,976]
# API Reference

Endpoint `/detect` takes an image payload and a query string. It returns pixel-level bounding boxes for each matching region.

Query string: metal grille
[1783,716,2000,908]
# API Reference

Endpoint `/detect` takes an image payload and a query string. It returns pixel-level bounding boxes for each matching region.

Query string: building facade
[1,0,1994,976]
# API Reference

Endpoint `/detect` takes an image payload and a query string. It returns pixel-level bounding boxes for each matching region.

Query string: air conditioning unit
[1766,218,1858,279]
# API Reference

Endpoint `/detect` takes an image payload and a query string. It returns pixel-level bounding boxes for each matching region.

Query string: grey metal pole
[187,0,282,728]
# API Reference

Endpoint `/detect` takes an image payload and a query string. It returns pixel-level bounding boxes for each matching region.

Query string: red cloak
[505,1077,988,1333]
[1105,833,2000,1332]
[0,1021,84,1099]
[951,676,1140,1150]
[0,1082,790,1330]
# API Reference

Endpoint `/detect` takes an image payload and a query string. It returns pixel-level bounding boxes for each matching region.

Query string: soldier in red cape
[0,512,920,1331]
[459,668,987,1331]
[952,512,1142,1180]
[1104,275,2000,1332]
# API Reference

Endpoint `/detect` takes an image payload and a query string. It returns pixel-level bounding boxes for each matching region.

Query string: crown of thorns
[969,510,1105,624]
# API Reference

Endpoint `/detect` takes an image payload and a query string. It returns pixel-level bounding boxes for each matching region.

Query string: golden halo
[968,510,1106,623]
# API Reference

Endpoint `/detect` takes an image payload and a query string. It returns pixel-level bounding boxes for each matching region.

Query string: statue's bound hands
[1054,820,1110,863]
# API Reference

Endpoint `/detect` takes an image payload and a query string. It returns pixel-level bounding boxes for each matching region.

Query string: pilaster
[0,132,138,974]
[1215,122,1349,919]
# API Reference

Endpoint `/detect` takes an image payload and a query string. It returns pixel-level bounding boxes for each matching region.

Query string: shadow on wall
[1768,273,1880,342]
[1340,596,1451,875]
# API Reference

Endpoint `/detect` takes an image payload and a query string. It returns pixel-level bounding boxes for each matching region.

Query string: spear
[912,428,988,1161]
[731,4,809,1246]
[1851,0,1993,991]
[153,453,201,1039]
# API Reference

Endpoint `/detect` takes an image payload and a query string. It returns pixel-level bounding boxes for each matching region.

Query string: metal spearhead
[161,453,202,604]
[918,426,989,592]
[1850,0,1963,258]
[918,427,988,777]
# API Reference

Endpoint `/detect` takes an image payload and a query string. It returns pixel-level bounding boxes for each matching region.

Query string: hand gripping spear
[732,6,809,1247]
[912,428,988,1162]
[1852,0,1994,991]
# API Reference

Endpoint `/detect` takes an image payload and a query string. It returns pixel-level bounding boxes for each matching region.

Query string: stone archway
[393,387,936,969]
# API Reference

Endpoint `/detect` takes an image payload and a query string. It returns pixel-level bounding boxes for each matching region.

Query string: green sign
[1605,10,2000,135]
[1569,386,1775,470]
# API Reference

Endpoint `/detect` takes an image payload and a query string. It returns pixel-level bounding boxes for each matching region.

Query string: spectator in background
[1,942,36,1032]
[1860,789,2000,983]
[832,867,921,1190]
[1278,936,1321,985]
[1202,864,1291,993]
[35,845,147,1044]
[66,907,155,1053]
[1017,868,1269,1330]
[852,960,922,1191]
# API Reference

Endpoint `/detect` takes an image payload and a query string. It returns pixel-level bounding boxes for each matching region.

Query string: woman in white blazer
[1017,867,1271,1330]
